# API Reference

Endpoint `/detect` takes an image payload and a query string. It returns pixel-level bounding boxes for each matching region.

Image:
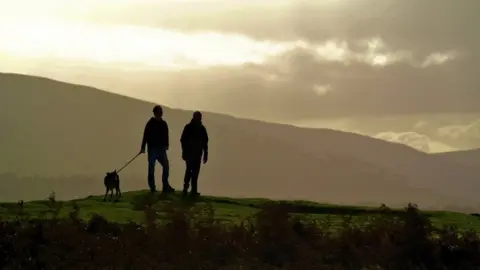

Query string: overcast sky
[1,0,479,152]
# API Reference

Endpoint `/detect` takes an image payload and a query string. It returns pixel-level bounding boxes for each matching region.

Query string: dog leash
[116,153,141,174]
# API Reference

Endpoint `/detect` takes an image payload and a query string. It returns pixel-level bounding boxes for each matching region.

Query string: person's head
[192,111,202,123]
[152,105,163,119]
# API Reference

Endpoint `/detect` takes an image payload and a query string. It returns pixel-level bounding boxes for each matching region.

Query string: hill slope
[433,149,480,199]
[0,73,477,210]
[214,117,480,201]
[434,148,480,168]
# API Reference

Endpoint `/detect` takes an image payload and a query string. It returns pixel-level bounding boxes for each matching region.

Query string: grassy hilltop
[2,190,480,231]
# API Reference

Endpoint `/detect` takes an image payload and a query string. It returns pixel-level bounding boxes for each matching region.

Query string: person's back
[181,120,208,158]
[180,111,209,196]
[142,117,169,150]
[140,105,174,193]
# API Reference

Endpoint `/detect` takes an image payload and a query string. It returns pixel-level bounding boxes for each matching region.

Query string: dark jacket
[141,117,169,150]
[180,120,209,158]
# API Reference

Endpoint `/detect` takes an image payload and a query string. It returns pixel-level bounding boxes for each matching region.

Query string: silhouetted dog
[104,170,121,201]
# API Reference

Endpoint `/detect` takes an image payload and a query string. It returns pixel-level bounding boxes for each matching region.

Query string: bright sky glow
[0,2,457,72]
[0,18,295,70]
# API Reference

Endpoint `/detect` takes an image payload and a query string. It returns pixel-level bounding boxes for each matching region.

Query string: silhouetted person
[140,105,175,193]
[180,111,209,196]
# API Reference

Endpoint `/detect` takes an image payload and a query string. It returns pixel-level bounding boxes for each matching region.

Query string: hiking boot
[162,185,175,193]
[189,191,200,197]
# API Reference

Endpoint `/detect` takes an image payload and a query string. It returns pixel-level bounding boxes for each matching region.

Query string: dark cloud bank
[73,0,480,121]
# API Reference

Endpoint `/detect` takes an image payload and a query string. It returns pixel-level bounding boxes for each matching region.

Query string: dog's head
[105,170,119,181]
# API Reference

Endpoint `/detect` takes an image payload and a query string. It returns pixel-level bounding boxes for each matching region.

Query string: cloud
[69,0,480,53]
[11,34,477,122]
[422,51,458,67]
[437,120,480,141]
[312,85,332,96]
[374,131,456,153]
[148,39,475,121]
[289,115,480,152]
[414,121,429,129]
[0,17,457,72]
[8,0,473,62]
[0,19,296,70]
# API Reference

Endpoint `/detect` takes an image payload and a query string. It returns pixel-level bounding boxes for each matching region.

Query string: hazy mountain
[433,148,480,168]
[0,73,478,211]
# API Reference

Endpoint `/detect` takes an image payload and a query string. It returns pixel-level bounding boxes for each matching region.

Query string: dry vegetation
[1,193,480,269]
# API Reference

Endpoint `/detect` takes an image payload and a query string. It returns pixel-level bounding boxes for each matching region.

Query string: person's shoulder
[159,118,168,125]
[184,122,193,129]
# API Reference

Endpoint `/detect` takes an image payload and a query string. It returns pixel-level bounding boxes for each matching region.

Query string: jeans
[183,156,202,193]
[147,147,170,191]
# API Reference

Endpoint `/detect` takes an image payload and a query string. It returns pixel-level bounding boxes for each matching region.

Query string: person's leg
[183,159,192,196]
[147,148,157,192]
[190,156,202,195]
[157,147,174,192]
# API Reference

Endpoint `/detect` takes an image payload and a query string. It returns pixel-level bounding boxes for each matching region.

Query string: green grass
[1,190,480,231]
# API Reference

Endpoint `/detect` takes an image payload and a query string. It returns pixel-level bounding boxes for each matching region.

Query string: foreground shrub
[1,201,480,269]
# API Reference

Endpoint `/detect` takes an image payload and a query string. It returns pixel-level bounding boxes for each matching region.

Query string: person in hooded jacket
[180,111,209,196]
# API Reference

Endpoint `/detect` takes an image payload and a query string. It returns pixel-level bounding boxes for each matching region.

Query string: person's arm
[180,124,189,151]
[180,124,190,160]
[164,121,170,150]
[141,121,151,151]
[202,125,209,154]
